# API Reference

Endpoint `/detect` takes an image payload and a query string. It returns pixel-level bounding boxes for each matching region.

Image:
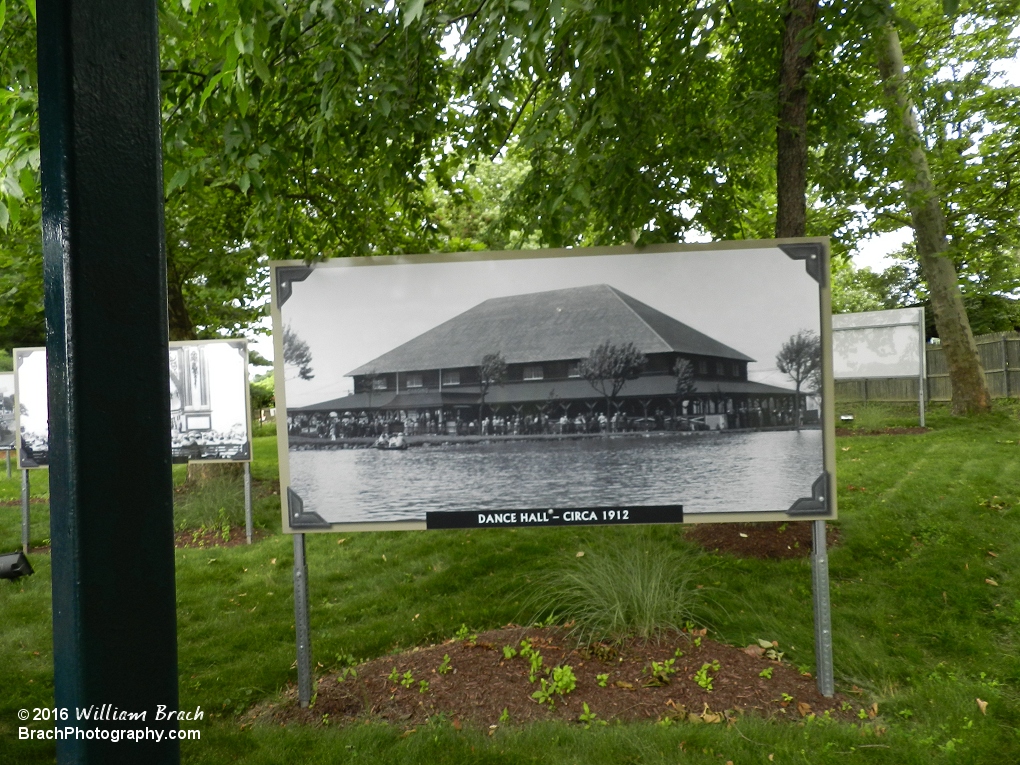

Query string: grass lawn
[2,402,1019,763]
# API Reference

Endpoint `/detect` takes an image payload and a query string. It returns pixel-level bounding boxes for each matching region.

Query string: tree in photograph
[776,330,821,431]
[669,357,697,428]
[478,352,508,424]
[283,326,314,381]
[579,342,647,421]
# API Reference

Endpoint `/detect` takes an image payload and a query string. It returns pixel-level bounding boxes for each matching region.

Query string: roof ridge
[603,285,672,350]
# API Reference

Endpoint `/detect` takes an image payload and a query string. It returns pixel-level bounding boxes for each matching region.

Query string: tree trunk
[166,247,197,341]
[775,0,817,239]
[186,461,243,487]
[875,24,991,415]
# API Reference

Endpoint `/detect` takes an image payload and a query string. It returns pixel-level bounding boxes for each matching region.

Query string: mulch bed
[174,525,264,549]
[835,426,929,437]
[685,522,839,560]
[266,627,856,728]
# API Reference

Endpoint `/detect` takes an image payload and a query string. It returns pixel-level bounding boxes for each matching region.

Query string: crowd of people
[287,399,813,442]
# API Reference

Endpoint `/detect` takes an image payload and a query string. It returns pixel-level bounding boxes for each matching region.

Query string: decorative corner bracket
[778,243,826,286]
[287,487,329,529]
[787,472,831,516]
[276,267,314,307]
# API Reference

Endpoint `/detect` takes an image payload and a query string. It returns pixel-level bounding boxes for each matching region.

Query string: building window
[523,365,544,380]
[697,359,708,375]
[372,377,388,391]
[567,361,581,378]
[405,373,423,389]
[716,361,725,376]
[442,370,460,386]
[732,362,740,378]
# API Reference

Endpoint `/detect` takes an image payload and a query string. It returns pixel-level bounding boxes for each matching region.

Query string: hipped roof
[295,378,797,412]
[348,285,754,376]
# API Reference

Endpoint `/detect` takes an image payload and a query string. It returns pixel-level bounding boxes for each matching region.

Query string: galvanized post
[918,308,926,428]
[5,449,10,478]
[244,462,253,544]
[37,0,180,759]
[293,533,313,707]
[811,520,835,697]
[21,469,30,554]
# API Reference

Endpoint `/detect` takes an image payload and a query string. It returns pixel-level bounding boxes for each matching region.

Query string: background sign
[13,340,252,468]
[0,372,16,450]
[272,240,836,532]
[832,307,925,380]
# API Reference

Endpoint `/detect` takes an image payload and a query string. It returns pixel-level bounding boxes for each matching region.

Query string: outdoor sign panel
[0,372,14,450]
[272,240,836,532]
[13,348,46,468]
[831,307,925,379]
[13,340,252,468]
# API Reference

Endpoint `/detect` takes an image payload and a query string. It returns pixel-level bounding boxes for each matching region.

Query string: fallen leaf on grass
[615,680,637,691]
[977,698,988,715]
[452,717,462,731]
[742,644,765,657]
[986,578,999,586]
[868,702,879,719]
[987,551,998,558]
[797,701,813,717]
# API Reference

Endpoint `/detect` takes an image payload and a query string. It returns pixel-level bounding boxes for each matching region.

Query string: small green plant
[596,673,609,687]
[693,660,720,691]
[693,636,702,647]
[454,624,477,643]
[531,665,577,707]
[438,654,452,675]
[502,645,518,660]
[337,666,358,683]
[218,507,230,542]
[644,658,677,686]
[419,680,429,694]
[578,702,604,727]
[782,692,795,703]
[674,648,684,658]
[759,667,773,679]
[400,670,415,688]
[520,640,544,681]
[388,667,400,684]
[499,707,510,724]
[528,651,544,682]
[858,708,869,720]
[840,701,853,712]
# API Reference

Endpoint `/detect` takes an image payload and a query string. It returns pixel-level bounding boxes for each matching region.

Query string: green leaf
[0,0,7,34]
[0,200,8,232]
[234,26,246,55]
[252,54,271,83]
[510,0,530,10]
[22,0,34,23]
[167,168,190,194]
[239,172,250,194]
[942,0,959,15]
[403,0,424,25]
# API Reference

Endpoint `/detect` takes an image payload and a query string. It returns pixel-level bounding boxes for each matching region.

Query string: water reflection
[289,430,823,524]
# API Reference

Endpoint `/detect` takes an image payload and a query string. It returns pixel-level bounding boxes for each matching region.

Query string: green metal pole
[37,0,180,760]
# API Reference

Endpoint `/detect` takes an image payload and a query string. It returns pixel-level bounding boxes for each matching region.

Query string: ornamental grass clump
[528,544,704,645]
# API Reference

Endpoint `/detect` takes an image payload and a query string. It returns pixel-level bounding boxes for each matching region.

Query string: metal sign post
[21,469,30,554]
[244,462,253,545]
[5,450,10,478]
[811,519,835,697]
[293,533,313,707]
[918,308,927,428]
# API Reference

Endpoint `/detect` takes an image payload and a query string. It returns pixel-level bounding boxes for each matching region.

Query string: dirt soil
[267,627,854,728]
[685,522,839,560]
[174,525,264,548]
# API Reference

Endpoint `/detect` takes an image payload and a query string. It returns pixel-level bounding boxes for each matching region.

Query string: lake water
[288,429,824,524]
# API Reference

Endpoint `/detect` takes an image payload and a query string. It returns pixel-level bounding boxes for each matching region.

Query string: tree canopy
[1,0,1018,394]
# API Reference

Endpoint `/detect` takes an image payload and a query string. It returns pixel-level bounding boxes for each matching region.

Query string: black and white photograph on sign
[0,372,15,450]
[276,244,830,528]
[169,340,251,462]
[14,348,48,468]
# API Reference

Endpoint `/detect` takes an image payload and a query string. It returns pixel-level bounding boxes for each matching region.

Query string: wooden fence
[834,331,1020,402]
